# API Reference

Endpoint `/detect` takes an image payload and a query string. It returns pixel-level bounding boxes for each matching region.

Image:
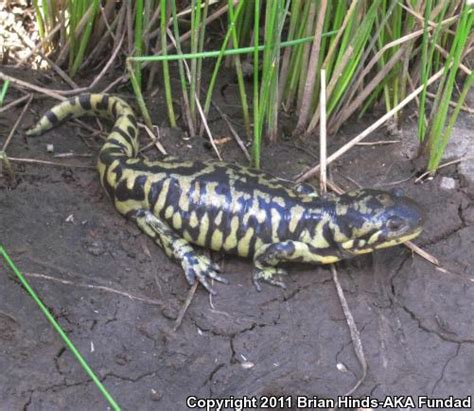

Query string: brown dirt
[1,68,473,410]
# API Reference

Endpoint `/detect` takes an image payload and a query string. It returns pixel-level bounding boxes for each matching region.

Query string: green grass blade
[69,0,100,77]
[0,246,122,411]
[0,81,10,106]
[252,0,261,168]
[160,0,176,127]
[428,4,473,171]
[134,0,144,88]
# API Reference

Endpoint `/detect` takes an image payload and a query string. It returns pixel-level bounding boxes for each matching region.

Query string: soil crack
[431,343,461,394]
[398,303,474,344]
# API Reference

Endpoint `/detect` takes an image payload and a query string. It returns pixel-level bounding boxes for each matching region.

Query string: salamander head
[333,188,424,255]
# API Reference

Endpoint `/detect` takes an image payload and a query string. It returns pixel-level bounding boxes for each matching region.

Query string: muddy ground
[0,68,473,411]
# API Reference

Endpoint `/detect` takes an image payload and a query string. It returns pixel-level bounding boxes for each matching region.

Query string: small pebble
[115,353,130,366]
[65,214,75,223]
[240,361,255,369]
[150,388,161,401]
[46,144,54,153]
[337,362,348,372]
[439,176,456,190]
[87,240,106,256]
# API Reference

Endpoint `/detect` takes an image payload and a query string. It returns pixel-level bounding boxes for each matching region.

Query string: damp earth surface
[1,70,473,410]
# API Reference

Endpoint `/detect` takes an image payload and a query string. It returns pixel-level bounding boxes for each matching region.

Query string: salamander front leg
[253,241,341,291]
[134,210,228,294]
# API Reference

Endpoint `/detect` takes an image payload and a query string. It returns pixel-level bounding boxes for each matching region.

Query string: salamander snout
[336,189,425,252]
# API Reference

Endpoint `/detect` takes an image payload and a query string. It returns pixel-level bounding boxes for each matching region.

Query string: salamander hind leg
[134,210,228,294]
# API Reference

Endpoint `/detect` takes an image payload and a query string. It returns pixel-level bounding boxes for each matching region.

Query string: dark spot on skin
[114,175,147,202]
[79,95,92,110]
[111,100,118,117]
[322,223,336,248]
[45,110,59,124]
[148,180,161,210]
[127,125,136,138]
[97,95,109,111]
[127,113,138,128]
[111,126,135,147]
[100,164,116,199]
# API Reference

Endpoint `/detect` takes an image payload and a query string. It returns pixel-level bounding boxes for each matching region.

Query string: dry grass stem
[404,241,440,266]
[141,123,168,155]
[399,3,460,34]
[11,25,78,89]
[104,2,240,96]
[355,140,400,146]
[213,137,232,145]
[208,97,251,161]
[24,272,166,308]
[2,95,33,152]
[322,0,358,71]
[330,265,367,396]
[310,44,355,132]
[326,179,345,195]
[296,0,327,131]
[8,156,95,169]
[14,22,63,68]
[0,33,124,101]
[166,29,222,161]
[433,42,472,76]
[333,12,458,130]
[0,71,67,100]
[0,94,30,114]
[53,153,93,158]
[296,67,446,183]
[56,3,96,66]
[173,281,199,332]
[414,157,472,183]
[426,92,474,114]
[331,46,407,132]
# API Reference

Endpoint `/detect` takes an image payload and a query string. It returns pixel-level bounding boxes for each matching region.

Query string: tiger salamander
[27,94,424,293]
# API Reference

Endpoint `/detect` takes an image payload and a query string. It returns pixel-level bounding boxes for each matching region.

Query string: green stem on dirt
[160,0,176,127]
[133,0,144,88]
[427,3,473,171]
[0,80,10,106]
[32,0,46,41]
[189,0,202,124]
[70,0,100,77]
[251,0,261,168]
[126,60,153,131]
[202,0,246,123]
[170,0,195,134]
[418,0,433,142]
[0,246,122,411]
[195,0,210,107]
[228,0,251,138]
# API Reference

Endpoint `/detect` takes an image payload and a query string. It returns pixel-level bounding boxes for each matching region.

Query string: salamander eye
[391,188,405,198]
[376,193,394,207]
[387,216,405,231]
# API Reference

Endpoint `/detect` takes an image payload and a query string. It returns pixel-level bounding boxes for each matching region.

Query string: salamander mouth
[341,227,423,256]
[372,226,423,250]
